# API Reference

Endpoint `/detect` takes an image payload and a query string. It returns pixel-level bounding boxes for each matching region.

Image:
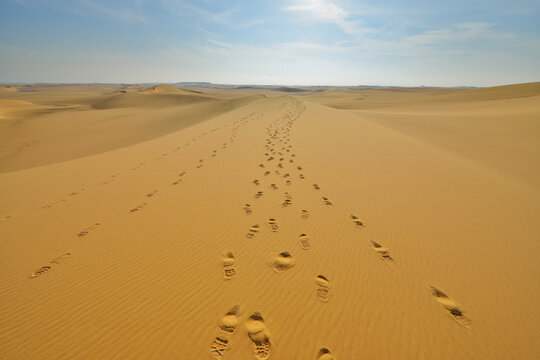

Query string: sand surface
[0,83,539,359]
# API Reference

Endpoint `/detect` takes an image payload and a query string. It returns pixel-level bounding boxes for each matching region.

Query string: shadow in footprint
[77,223,100,237]
[210,305,240,359]
[322,197,333,206]
[351,215,364,227]
[300,234,311,250]
[222,252,236,280]
[315,275,330,302]
[246,312,272,360]
[246,224,260,239]
[30,252,71,278]
[428,286,472,329]
[0,215,13,223]
[317,348,335,359]
[30,266,51,278]
[270,252,295,273]
[268,218,278,232]
[371,241,393,261]
[129,203,147,213]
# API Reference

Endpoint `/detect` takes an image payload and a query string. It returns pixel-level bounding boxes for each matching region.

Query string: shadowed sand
[0,83,539,359]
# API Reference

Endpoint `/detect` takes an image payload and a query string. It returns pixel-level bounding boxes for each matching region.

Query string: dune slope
[0,87,539,360]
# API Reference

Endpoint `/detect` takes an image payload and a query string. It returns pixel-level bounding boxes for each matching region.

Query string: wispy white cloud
[285,0,347,22]
[284,0,375,38]
[404,23,506,46]
[159,0,265,29]
[76,0,149,24]
[8,0,150,23]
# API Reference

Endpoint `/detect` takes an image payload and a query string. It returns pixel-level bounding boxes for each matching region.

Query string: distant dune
[139,83,201,95]
[0,85,261,172]
[0,82,539,360]
[272,87,307,92]
[302,82,540,190]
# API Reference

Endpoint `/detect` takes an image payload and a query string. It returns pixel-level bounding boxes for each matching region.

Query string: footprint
[283,173,290,178]
[209,305,241,359]
[270,252,295,272]
[77,222,100,237]
[246,224,260,239]
[371,241,394,262]
[428,286,472,329]
[50,252,71,265]
[146,190,158,197]
[268,218,278,232]
[299,174,305,179]
[270,184,278,190]
[245,312,272,360]
[301,209,310,219]
[244,204,253,215]
[282,199,292,207]
[322,197,333,206]
[313,184,320,190]
[30,252,71,278]
[351,215,364,227]
[30,265,51,278]
[129,203,147,213]
[259,163,265,168]
[264,171,271,176]
[255,191,264,199]
[222,252,237,280]
[317,348,335,359]
[253,179,260,186]
[315,275,330,302]
[286,180,292,186]
[300,234,311,250]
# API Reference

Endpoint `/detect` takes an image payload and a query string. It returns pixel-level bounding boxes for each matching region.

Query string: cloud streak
[284,0,375,38]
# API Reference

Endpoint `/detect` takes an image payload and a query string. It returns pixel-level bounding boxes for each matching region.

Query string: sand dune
[0,83,539,359]
[0,85,263,173]
[304,82,540,191]
[139,83,203,95]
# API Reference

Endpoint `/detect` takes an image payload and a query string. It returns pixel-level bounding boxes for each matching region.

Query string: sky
[0,0,539,86]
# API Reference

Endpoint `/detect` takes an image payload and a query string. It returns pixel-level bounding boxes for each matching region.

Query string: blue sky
[1,0,539,86]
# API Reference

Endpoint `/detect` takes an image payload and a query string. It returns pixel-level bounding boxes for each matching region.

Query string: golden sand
[0,83,539,359]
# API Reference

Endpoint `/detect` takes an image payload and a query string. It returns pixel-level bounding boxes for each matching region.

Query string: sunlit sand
[0,82,539,359]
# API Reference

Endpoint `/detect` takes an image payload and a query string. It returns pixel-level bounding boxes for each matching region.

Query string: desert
[1,82,539,359]
[2,0,540,358]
